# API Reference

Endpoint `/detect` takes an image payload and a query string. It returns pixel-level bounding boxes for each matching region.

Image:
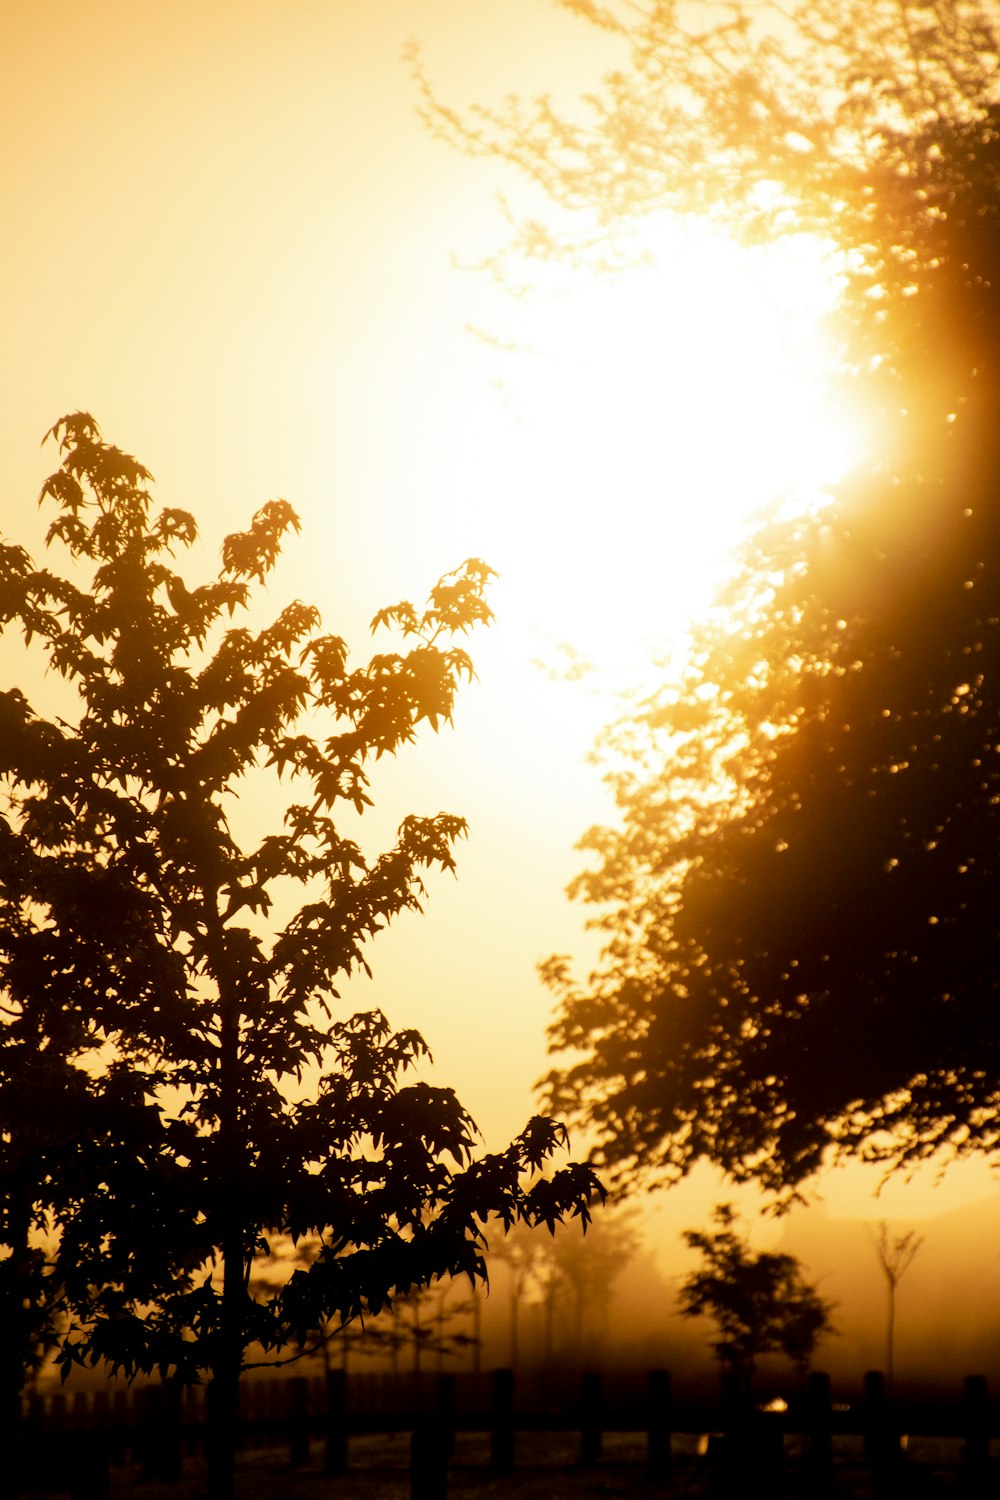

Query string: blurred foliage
[413,0,1000,302]
[488,1205,640,1368]
[421,2,1000,1196]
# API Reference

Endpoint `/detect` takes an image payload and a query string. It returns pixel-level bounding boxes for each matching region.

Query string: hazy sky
[1,0,608,1139]
[4,0,997,1248]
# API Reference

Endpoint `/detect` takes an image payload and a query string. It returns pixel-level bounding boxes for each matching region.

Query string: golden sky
[3,0,996,1251]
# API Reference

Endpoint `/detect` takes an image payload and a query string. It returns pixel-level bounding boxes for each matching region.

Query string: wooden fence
[17,1366,1000,1496]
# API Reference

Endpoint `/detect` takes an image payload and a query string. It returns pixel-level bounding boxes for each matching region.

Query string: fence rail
[17,1366,1000,1497]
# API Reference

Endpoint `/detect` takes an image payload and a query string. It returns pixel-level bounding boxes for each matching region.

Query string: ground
[22,1429,981,1497]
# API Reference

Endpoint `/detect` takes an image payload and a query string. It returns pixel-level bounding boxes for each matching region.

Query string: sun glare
[448,216,863,676]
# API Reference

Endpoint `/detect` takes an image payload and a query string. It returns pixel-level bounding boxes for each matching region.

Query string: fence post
[646,1368,672,1483]
[288,1375,310,1468]
[961,1373,990,1494]
[161,1381,184,1482]
[91,1391,109,1434]
[436,1373,456,1461]
[50,1390,68,1446]
[752,1409,785,1496]
[713,1370,744,1493]
[409,1376,453,1500]
[134,1381,183,1484]
[802,1371,833,1495]
[68,1430,111,1500]
[490,1369,515,1476]
[862,1369,900,1490]
[324,1368,348,1477]
[579,1371,602,1466]
[109,1389,129,1467]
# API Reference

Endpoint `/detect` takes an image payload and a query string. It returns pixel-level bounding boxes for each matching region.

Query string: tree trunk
[0,1362,23,1500]
[0,1189,35,1500]
[435,1291,446,1374]
[543,1284,556,1372]
[207,962,244,1500]
[509,1276,520,1373]
[471,1291,481,1378]
[412,1297,423,1411]
[206,1223,244,1500]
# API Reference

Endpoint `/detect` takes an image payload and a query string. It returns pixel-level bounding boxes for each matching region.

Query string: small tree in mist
[0,413,602,1499]
[680,1206,834,1399]
[870,1222,923,1393]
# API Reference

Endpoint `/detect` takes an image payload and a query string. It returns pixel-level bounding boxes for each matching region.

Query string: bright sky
[3,0,996,1255]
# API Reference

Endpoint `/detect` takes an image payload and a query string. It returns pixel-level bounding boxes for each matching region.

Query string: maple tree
[0,413,601,1497]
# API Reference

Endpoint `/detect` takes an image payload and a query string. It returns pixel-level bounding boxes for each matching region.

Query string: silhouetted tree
[680,1206,834,1397]
[870,1223,923,1393]
[0,414,602,1499]
[418,3,1000,1196]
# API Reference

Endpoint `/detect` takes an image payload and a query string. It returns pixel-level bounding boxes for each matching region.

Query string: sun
[445,215,863,676]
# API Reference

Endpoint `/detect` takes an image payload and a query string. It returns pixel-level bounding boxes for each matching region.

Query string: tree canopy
[414,0,1000,298]
[417,2,1000,1197]
[0,414,601,1498]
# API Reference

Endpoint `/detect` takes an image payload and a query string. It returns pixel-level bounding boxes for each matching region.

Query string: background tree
[0,414,602,1499]
[413,0,1000,299]
[392,1282,478,1384]
[679,1205,835,1397]
[417,1,1000,1196]
[870,1223,923,1393]
[542,1207,640,1368]
[538,102,1000,1195]
[486,1218,546,1372]
[487,1205,639,1371]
